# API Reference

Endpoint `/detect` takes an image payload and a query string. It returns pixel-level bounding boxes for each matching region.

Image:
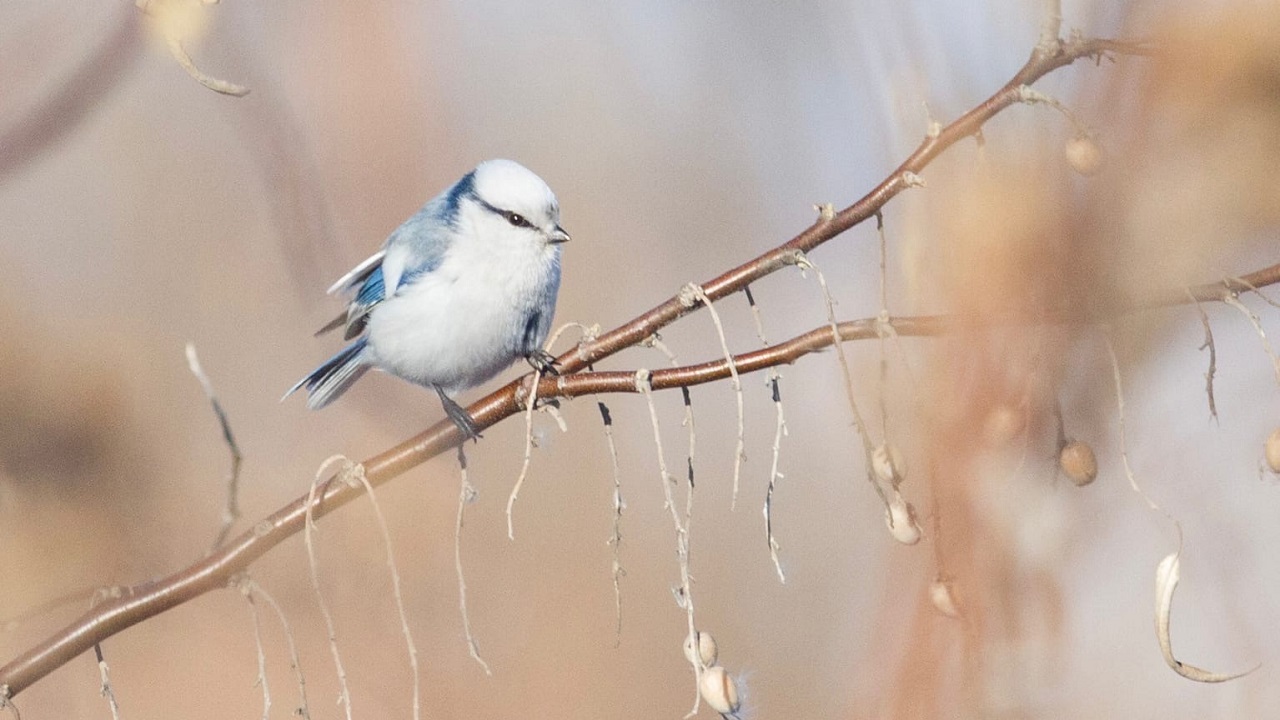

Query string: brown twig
[186,343,244,551]
[0,35,1248,698]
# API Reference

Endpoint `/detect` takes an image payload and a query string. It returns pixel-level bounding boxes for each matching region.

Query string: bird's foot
[525,350,561,376]
[436,386,481,442]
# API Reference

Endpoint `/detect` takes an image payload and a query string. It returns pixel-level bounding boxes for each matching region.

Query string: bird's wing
[317,201,455,338]
[381,208,454,297]
[314,250,386,338]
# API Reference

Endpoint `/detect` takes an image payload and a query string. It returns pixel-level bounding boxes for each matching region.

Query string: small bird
[285,159,569,439]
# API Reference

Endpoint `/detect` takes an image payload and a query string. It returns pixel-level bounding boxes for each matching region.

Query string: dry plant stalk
[454,446,492,675]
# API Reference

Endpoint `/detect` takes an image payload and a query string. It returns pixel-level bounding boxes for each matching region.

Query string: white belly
[364,246,553,394]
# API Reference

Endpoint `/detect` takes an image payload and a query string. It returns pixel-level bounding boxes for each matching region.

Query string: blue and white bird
[285,159,569,439]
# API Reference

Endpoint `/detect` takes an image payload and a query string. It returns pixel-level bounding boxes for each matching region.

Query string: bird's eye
[505,211,530,228]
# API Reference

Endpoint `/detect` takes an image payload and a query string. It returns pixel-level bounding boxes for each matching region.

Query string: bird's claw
[526,350,561,376]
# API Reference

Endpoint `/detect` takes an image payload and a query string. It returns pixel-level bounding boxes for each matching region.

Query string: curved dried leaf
[1155,552,1260,683]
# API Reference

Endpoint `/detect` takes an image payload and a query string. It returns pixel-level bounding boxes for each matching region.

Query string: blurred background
[2,0,1279,717]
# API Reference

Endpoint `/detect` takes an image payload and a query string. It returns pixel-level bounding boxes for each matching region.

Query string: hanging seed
[683,630,718,668]
[699,665,741,715]
[1059,440,1098,486]
[1065,135,1104,176]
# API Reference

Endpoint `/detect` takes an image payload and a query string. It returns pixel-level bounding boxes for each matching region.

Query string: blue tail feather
[283,338,369,409]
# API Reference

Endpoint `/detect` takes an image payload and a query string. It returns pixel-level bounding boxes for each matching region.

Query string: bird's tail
[283,338,370,409]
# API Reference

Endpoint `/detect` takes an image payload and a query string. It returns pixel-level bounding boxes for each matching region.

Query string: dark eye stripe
[476,198,541,229]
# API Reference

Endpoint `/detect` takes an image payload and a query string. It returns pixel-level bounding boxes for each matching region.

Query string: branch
[0,34,1178,697]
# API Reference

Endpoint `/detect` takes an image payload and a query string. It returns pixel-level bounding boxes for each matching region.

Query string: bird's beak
[547,225,571,244]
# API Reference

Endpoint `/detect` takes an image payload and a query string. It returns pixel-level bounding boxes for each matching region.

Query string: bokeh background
[2,1,1279,717]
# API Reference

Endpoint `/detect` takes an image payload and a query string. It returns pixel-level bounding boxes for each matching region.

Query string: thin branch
[598,400,626,645]
[506,366,544,541]
[93,644,121,720]
[683,284,744,510]
[1103,332,1178,528]
[1037,0,1063,55]
[243,577,310,719]
[303,458,353,720]
[345,464,421,720]
[454,446,491,675]
[186,343,244,551]
[764,377,788,584]
[236,578,271,720]
[507,322,584,539]
[1186,292,1218,422]
[797,253,888,511]
[635,372,702,716]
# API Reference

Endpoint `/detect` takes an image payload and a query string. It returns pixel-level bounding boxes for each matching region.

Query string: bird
[284,158,569,440]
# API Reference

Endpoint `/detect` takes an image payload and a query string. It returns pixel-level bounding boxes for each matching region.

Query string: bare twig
[745,285,788,583]
[235,578,271,720]
[186,343,244,550]
[507,322,583,539]
[764,377,788,584]
[1103,332,1172,520]
[1016,85,1093,137]
[93,644,121,720]
[796,253,889,511]
[243,577,310,719]
[1037,0,1063,56]
[597,400,626,644]
[1186,293,1218,422]
[455,446,491,675]
[636,372,702,716]
[304,457,353,720]
[683,284,744,510]
[506,366,544,541]
[343,464,420,720]
[1233,275,1280,310]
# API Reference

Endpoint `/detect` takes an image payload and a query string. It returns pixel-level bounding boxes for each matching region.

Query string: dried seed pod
[885,494,922,546]
[1059,440,1098,486]
[699,665,741,715]
[929,578,961,618]
[872,443,907,486]
[1265,428,1280,473]
[1065,135,1104,176]
[683,630,718,668]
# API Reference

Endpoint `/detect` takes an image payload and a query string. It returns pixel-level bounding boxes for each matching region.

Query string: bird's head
[457,158,570,247]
